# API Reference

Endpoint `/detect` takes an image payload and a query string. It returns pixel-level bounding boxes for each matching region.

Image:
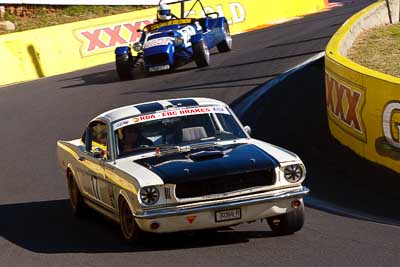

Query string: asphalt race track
[1,1,399,266]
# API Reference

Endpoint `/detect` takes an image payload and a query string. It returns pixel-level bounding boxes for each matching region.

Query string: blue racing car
[115,0,233,80]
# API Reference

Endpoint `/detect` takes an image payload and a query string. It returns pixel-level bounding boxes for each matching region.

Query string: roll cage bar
[159,0,217,19]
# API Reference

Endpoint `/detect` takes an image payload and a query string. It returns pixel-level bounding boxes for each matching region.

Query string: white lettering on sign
[113,106,229,130]
[382,102,400,149]
[230,3,246,23]
[184,2,246,26]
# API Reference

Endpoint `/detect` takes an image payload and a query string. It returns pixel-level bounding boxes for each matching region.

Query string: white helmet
[157,4,172,21]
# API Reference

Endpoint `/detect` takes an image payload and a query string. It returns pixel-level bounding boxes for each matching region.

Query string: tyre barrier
[325,0,400,173]
[0,0,328,87]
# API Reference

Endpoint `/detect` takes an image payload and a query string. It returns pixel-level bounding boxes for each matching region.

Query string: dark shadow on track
[60,66,200,89]
[60,70,121,88]
[121,74,278,95]
[0,200,277,253]
[265,36,332,49]
[197,50,325,72]
[232,58,400,221]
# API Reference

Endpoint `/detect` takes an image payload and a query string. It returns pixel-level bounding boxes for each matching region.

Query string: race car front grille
[146,53,169,65]
[175,169,275,199]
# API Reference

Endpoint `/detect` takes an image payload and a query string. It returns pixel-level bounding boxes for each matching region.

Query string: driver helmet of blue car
[157,4,172,22]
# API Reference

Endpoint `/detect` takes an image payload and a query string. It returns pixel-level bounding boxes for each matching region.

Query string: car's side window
[84,121,108,158]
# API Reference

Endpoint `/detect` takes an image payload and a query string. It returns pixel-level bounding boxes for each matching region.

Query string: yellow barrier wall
[0,0,327,86]
[325,1,400,173]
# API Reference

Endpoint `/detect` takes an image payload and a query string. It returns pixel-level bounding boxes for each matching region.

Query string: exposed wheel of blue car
[67,170,85,217]
[217,22,232,53]
[116,54,135,81]
[193,39,210,67]
[119,197,143,242]
[267,201,304,235]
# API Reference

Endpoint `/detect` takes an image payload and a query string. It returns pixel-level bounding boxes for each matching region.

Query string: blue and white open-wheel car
[114,0,233,80]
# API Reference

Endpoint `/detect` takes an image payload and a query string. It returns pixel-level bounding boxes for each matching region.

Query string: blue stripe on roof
[169,99,199,107]
[134,102,164,114]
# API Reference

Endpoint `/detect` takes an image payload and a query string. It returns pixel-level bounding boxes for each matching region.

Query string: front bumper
[134,186,309,233]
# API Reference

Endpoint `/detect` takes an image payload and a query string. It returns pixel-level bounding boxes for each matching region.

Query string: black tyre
[116,54,135,80]
[193,39,210,67]
[67,171,85,217]
[267,201,304,235]
[217,22,233,53]
[119,197,143,242]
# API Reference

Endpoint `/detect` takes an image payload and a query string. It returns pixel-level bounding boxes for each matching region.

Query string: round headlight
[140,186,160,205]
[283,164,304,183]
[132,42,143,52]
[175,36,184,45]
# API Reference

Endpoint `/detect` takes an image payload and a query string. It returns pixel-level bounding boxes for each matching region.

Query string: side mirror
[244,125,252,136]
[93,147,105,159]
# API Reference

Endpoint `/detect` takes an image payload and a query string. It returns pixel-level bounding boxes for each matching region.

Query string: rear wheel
[267,201,304,235]
[116,54,135,80]
[217,22,233,53]
[67,171,85,217]
[193,39,210,67]
[119,197,143,242]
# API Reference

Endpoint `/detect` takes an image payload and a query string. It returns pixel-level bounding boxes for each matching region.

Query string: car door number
[91,176,100,200]
[177,25,196,47]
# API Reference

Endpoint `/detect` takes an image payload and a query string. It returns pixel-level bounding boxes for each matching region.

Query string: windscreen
[113,106,247,157]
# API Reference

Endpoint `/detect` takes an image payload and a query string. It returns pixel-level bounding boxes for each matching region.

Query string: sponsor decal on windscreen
[113,106,230,130]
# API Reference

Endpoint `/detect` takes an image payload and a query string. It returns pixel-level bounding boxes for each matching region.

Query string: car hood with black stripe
[133,143,280,184]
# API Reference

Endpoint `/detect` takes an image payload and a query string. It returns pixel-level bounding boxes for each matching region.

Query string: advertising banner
[325,0,400,173]
[0,0,174,5]
[326,56,400,173]
[0,0,328,86]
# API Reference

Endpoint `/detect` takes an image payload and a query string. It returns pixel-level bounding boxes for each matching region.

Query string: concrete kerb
[325,0,400,174]
[339,0,399,56]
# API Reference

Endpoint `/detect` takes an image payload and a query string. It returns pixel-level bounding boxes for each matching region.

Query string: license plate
[149,65,170,72]
[215,208,241,222]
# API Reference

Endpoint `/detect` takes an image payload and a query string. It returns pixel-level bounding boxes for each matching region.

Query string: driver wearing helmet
[157,4,175,22]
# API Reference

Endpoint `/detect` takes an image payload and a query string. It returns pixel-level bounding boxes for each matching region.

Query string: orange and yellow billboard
[0,0,328,87]
[325,1,400,173]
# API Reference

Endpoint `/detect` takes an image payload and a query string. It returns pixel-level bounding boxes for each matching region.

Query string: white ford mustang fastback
[57,97,309,242]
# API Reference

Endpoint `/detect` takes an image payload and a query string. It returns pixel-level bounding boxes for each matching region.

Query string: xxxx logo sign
[74,18,155,57]
[382,101,400,149]
[325,71,366,142]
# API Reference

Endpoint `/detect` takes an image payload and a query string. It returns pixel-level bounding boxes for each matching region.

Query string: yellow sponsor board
[325,1,400,173]
[325,62,366,143]
[0,0,327,87]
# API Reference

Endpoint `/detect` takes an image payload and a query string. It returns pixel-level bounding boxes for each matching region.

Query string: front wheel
[267,201,304,235]
[116,54,135,81]
[217,22,233,53]
[119,197,143,242]
[67,171,85,217]
[193,39,210,68]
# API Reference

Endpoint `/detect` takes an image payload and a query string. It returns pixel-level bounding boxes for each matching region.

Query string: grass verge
[347,23,400,77]
[0,5,150,35]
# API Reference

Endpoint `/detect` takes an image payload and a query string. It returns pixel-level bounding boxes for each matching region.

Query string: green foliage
[0,5,149,34]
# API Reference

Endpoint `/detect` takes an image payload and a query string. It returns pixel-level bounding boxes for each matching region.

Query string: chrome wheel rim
[121,202,134,238]
[68,174,78,209]
[224,25,232,48]
[203,41,210,60]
